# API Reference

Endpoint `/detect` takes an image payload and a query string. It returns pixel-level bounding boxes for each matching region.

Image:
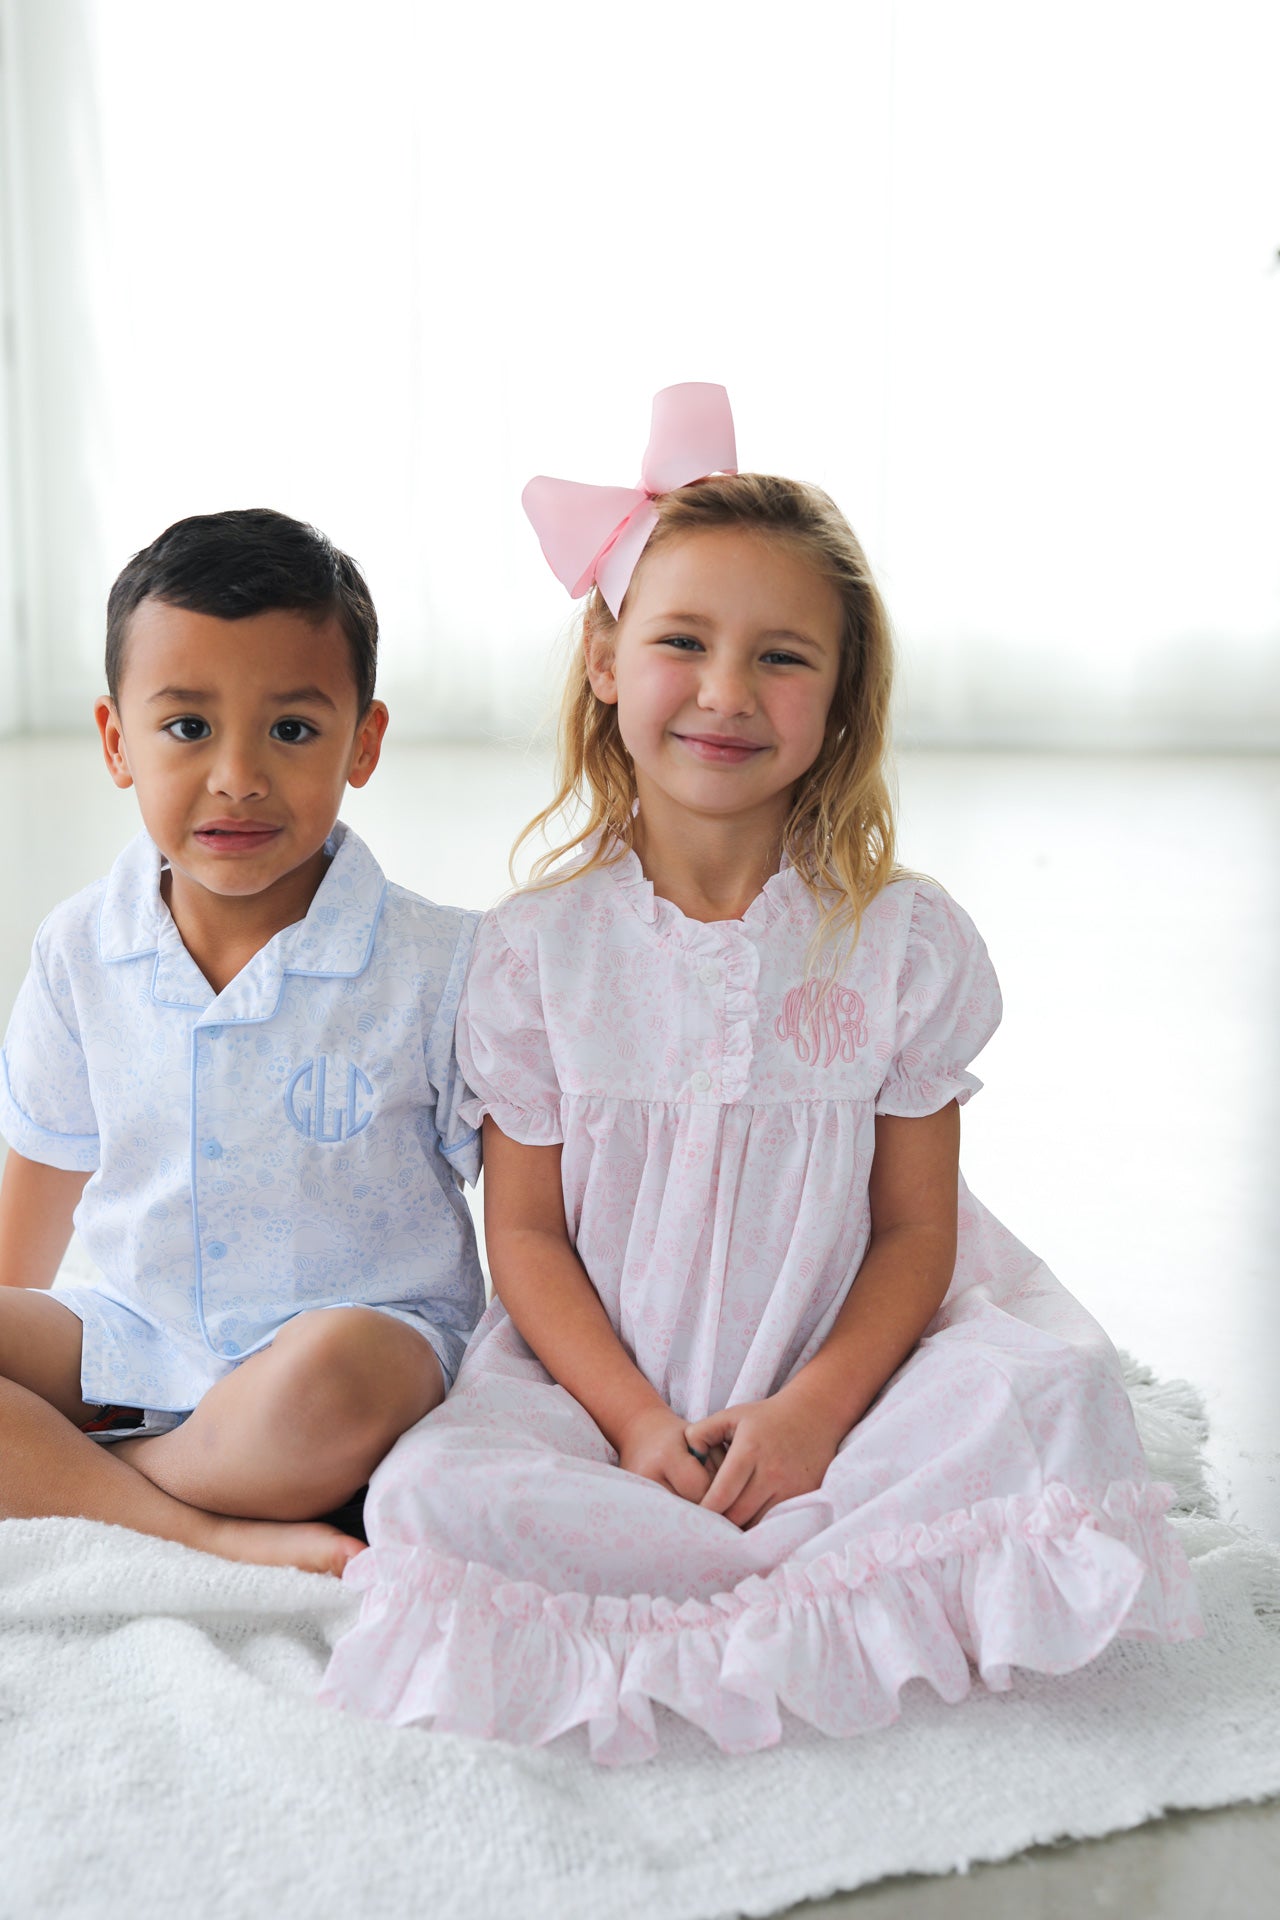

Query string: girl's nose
[696,658,756,717]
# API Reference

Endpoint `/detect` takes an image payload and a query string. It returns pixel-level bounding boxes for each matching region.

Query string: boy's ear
[583,628,619,706]
[347,700,389,790]
[95,698,134,790]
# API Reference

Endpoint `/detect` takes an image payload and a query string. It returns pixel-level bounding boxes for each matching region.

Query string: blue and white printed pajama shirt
[0,822,484,1409]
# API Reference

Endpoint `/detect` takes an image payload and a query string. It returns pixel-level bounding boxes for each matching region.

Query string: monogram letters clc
[284,1056,373,1141]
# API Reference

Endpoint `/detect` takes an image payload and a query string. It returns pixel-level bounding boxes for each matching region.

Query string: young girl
[322,385,1201,1760]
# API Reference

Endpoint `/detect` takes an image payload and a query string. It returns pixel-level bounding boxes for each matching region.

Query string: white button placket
[716,927,761,1105]
[685,930,762,1103]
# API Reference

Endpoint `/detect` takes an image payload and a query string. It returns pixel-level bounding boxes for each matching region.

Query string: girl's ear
[95,698,134,790]
[583,625,619,706]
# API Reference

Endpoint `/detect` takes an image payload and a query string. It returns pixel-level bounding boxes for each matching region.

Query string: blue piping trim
[440,1127,479,1161]
[96,879,159,966]
[0,1049,99,1147]
[94,884,205,1004]
[191,884,389,1031]
[150,949,208,1011]
[188,1027,217,1354]
[96,879,389,1022]
[182,886,387,1352]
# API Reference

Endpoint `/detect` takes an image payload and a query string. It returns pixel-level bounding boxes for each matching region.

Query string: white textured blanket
[1,1365,1277,1920]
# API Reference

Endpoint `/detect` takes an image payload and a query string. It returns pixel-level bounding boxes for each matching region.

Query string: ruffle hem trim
[321,1479,1203,1765]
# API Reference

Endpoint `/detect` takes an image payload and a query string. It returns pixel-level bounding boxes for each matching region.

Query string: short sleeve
[423,914,483,1187]
[0,933,100,1171]
[875,885,1002,1118]
[454,910,564,1147]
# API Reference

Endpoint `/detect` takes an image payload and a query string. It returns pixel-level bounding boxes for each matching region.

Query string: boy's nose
[208,744,268,801]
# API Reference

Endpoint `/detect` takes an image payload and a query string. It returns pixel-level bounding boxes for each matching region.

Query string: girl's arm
[0,1150,90,1289]
[689,1101,960,1528]
[481,1117,712,1501]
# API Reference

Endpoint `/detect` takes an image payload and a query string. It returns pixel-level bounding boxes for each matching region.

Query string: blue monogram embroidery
[284,1056,374,1141]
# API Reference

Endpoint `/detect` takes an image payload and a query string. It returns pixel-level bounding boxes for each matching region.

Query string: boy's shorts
[79,1405,189,1446]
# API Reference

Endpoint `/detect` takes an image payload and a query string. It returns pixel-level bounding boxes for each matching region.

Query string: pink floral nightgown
[321,851,1201,1762]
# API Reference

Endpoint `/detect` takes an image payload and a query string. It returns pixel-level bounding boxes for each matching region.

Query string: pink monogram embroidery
[775,981,868,1067]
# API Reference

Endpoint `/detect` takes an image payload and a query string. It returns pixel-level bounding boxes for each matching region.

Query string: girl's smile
[671,731,767,764]
[586,526,844,841]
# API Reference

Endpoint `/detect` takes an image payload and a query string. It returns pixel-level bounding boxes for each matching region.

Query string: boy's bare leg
[0,1290,363,1574]
[114,1307,442,1518]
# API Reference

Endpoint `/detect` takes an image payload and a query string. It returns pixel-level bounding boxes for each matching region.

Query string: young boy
[0,509,483,1575]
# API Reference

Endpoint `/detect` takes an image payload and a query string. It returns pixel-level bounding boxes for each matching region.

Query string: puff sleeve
[423,913,483,1187]
[875,884,1002,1118]
[0,931,100,1171]
[454,911,564,1147]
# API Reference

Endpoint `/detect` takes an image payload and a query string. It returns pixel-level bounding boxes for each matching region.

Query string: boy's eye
[270,719,317,744]
[163,716,210,742]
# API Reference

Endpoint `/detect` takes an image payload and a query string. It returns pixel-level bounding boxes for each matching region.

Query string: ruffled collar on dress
[604,840,801,951]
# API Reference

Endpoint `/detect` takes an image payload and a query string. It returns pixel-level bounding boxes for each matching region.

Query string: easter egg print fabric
[0,824,485,1406]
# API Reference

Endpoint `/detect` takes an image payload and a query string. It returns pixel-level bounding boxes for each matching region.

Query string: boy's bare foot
[201,1513,366,1577]
[0,1377,364,1577]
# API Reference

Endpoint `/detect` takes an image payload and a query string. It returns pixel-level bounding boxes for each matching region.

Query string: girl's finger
[701,1449,755,1518]
[725,1479,774,1528]
[743,1491,783,1530]
[685,1413,734,1451]
[665,1448,712,1504]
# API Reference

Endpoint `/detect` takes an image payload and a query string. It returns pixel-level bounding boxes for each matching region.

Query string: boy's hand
[616,1402,714,1504]
[686,1384,847,1529]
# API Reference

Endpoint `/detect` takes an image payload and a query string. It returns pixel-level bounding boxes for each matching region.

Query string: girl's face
[587,527,843,841]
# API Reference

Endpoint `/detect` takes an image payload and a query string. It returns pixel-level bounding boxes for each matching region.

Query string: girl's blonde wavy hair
[514,472,898,957]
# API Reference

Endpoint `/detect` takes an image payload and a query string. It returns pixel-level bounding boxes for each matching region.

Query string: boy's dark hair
[105,508,378,712]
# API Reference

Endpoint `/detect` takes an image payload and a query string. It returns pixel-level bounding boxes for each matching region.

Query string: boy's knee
[268,1309,440,1450]
[0,1289,92,1418]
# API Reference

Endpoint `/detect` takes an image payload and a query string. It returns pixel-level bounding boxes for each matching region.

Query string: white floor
[2,734,1278,1916]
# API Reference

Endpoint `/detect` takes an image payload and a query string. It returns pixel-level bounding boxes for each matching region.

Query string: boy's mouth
[194,820,283,853]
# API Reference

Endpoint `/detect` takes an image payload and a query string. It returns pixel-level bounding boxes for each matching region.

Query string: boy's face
[95,599,387,916]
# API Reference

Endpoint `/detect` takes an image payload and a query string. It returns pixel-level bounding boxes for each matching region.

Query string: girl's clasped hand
[616,1383,845,1528]
[686,1387,846,1529]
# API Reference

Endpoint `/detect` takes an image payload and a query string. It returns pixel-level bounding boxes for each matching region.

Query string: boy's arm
[0,1150,89,1289]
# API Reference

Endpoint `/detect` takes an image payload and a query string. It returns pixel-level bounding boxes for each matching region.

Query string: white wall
[0,1,28,735]
[1,0,1277,746]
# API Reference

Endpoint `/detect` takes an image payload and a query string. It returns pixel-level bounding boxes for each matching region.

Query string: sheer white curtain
[1,0,1277,744]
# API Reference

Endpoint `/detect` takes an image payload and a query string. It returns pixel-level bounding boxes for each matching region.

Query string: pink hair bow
[522,383,738,618]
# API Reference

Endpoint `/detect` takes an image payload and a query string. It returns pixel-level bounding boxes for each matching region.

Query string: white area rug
[1,1361,1277,1920]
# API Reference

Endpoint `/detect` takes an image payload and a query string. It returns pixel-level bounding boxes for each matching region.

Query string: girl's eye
[270,718,317,744]
[163,716,210,742]
[762,650,807,667]
[660,634,703,652]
